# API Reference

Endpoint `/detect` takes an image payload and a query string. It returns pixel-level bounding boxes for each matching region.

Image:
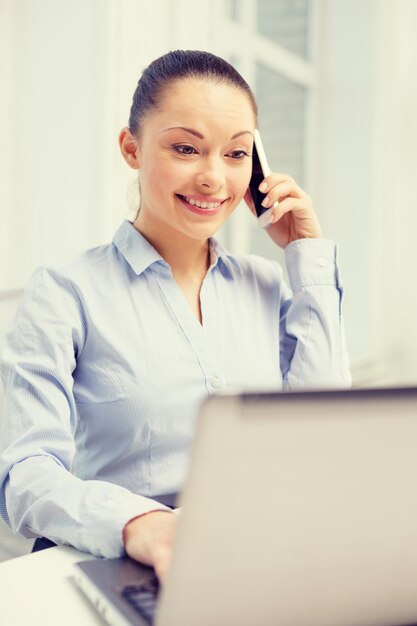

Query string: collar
[209,237,243,275]
[112,221,169,276]
[113,220,242,276]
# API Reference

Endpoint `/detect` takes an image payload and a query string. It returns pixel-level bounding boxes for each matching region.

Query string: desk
[0,546,107,625]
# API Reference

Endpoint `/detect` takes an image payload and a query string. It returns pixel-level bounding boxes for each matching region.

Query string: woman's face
[134,77,256,243]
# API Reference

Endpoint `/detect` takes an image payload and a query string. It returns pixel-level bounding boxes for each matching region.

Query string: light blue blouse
[0,221,350,557]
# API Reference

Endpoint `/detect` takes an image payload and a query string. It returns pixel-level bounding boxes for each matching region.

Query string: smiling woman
[0,50,350,582]
[120,78,255,263]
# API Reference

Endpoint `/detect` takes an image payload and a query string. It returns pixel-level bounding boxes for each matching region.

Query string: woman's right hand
[123,510,177,583]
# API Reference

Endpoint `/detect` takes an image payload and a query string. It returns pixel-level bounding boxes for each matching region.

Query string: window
[211,0,316,262]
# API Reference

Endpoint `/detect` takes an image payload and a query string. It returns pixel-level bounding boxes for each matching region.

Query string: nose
[195,156,225,191]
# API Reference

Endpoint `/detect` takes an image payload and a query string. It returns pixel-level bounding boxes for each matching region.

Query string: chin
[187,227,219,241]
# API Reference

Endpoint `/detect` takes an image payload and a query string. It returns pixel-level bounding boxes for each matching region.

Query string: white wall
[317,0,417,386]
[1,0,110,290]
[316,0,378,372]
[370,0,417,384]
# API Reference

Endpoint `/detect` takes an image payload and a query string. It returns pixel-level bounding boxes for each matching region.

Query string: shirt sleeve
[0,267,169,558]
[279,238,351,389]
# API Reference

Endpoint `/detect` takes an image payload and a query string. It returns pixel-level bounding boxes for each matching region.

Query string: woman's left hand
[244,173,322,248]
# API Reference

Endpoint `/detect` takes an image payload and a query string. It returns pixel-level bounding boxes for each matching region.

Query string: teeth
[184,196,222,209]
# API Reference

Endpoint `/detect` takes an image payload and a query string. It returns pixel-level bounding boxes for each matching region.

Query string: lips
[176,194,228,216]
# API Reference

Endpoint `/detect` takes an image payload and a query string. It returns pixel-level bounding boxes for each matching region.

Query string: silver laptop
[73,387,417,626]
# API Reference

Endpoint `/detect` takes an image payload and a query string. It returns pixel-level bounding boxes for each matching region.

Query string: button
[318,257,326,267]
[211,377,221,388]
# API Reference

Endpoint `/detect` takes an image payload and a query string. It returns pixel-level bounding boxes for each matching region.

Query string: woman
[0,50,350,582]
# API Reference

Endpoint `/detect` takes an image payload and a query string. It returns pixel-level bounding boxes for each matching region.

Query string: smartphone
[249,129,272,229]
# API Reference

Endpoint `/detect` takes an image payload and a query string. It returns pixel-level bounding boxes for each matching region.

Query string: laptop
[72,387,417,626]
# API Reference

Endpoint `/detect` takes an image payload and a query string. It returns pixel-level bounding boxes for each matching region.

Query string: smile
[176,194,227,209]
[176,194,228,216]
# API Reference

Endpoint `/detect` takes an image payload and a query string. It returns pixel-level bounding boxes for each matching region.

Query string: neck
[133,213,210,281]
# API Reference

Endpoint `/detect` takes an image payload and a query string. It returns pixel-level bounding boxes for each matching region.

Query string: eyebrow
[162,127,254,140]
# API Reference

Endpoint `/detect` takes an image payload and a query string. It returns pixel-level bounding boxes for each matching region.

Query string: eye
[173,144,198,155]
[227,150,251,160]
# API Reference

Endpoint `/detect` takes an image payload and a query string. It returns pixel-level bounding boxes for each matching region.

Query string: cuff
[284,238,342,293]
[105,494,171,558]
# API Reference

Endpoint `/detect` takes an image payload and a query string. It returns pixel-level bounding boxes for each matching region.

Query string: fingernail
[272,200,279,209]
[259,181,268,192]
[261,196,270,208]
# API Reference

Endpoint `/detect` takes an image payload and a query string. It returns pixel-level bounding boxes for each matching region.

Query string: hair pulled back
[128,50,257,137]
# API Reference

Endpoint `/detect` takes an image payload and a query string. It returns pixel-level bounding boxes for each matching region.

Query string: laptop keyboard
[121,574,159,625]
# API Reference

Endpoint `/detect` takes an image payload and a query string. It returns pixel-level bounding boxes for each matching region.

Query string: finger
[268,198,309,224]
[258,173,295,193]
[154,550,171,583]
[261,183,307,209]
[155,562,166,583]
[275,181,305,201]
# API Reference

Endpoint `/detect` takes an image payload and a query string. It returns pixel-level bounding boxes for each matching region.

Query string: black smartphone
[249,129,272,228]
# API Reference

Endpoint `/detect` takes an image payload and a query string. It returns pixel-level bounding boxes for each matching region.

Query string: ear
[119,127,141,169]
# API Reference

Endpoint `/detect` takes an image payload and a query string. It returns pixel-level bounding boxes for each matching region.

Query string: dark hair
[128,50,257,136]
